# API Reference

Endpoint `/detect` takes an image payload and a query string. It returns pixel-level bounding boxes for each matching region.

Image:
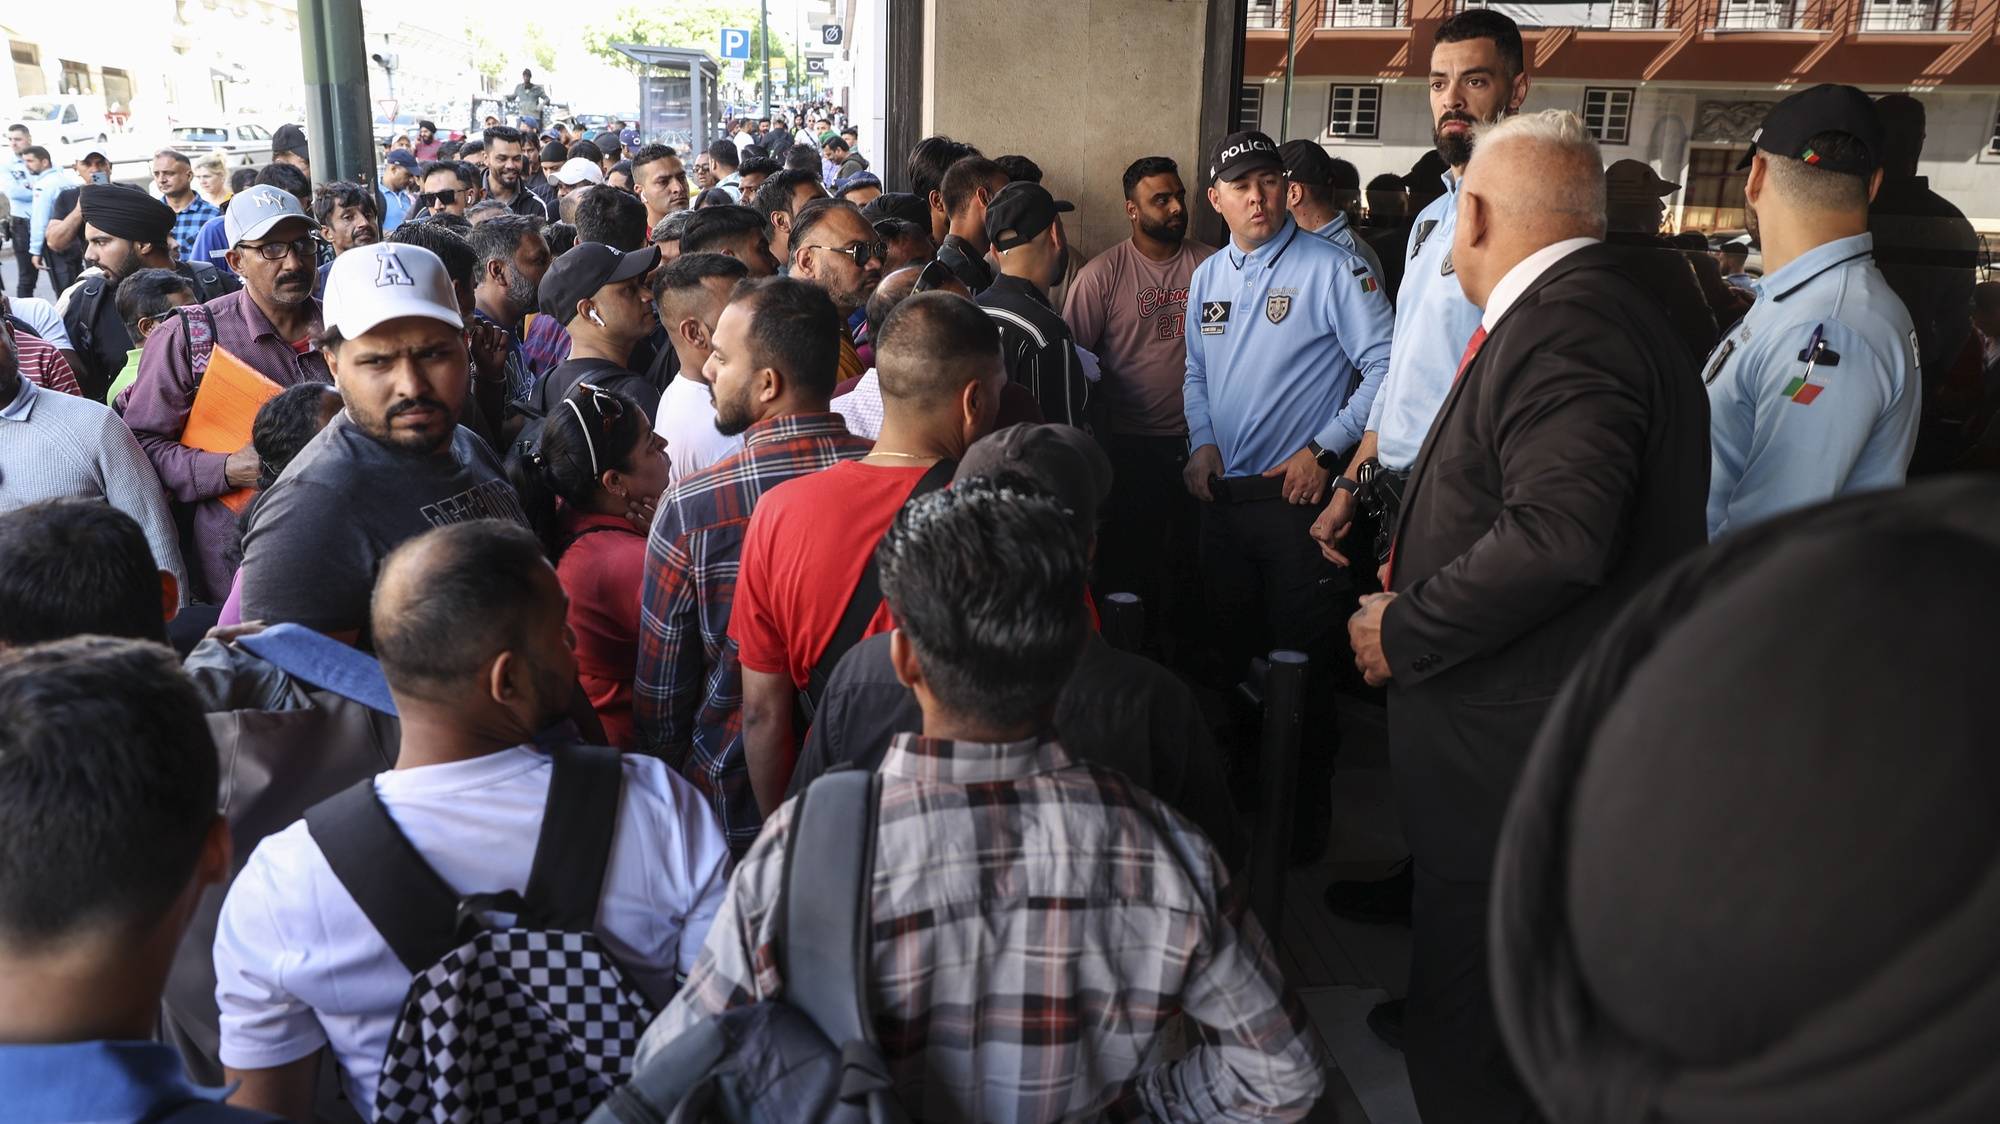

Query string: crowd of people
[2,10,1997,1123]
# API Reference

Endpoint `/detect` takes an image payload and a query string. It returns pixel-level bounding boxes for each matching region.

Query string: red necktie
[1454,325,1489,384]
[1384,325,1490,590]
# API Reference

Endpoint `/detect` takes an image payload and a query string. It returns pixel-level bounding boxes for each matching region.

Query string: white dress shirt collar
[1479,236,1600,331]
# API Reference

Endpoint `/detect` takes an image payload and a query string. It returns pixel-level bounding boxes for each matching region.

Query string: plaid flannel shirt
[521,311,572,382]
[633,412,872,851]
[635,733,1327,1122]
[170,197,220,258]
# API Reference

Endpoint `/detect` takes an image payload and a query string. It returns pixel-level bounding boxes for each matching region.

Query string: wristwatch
[1331,475,1360,496]
[1306,440,1342,472]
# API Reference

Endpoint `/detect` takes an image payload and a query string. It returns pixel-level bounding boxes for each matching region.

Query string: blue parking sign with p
[720,28,751,59]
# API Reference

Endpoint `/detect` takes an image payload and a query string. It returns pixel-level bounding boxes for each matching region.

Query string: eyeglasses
[560,382,626,477]
[808,240,886,270]
[238,235,317,263]
[913,258,954,293]
[418,189,457,207]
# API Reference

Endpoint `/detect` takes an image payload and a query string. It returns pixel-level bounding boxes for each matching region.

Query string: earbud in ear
[588,310,605,327]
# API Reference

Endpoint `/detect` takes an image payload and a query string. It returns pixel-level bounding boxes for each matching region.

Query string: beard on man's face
[1140,214,1186,245]
[1433,110,1480,167]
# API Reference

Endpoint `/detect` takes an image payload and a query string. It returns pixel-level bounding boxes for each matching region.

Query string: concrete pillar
[920,0,1215,258]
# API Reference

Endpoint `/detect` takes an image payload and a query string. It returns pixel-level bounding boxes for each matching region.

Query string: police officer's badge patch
[1265,294,1291,324]
[1199,301,1231,335]
[1702,339,1735,386]
[1412,219,1438,258]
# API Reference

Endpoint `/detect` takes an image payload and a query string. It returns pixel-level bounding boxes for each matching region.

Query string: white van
[11,95,113,147]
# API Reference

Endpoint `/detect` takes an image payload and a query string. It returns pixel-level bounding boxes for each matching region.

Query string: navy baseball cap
[385,149,419,170]
[1738,84,1883,175]
[834,171,882,198]
[1211,131,1284,183]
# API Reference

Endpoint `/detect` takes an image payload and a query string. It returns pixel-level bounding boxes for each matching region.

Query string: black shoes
[1322,856,1413,924]
[1366,998,1405,1051]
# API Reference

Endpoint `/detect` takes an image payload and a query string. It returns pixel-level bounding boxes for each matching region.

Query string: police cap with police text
[1738,84,1882,175]
[1210,131,1284,183]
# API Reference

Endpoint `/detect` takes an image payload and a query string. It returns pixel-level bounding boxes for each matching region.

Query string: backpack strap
[305,780,464,974]
[779,767,882,1050]
[521,743,625,932]
[176,302,218,379]
[799,458,954,718]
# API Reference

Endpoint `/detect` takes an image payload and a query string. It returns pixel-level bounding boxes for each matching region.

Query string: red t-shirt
[731,460,931,688]
[555,509,647,749]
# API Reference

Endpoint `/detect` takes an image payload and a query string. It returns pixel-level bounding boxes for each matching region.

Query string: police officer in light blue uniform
[1704,84,1919,539]
[1182,128,1394,860]
[1280,140,1385,286]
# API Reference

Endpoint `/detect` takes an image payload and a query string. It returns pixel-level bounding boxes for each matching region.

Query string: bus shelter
[610,44,721,154]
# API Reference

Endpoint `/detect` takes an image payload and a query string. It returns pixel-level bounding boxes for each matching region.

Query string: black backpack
[304,743,658,1123]
[588,768,908,1124]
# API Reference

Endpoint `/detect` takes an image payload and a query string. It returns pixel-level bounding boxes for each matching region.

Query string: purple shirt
[123,289,330,603]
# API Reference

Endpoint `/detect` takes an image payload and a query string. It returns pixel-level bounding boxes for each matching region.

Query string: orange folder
[181,345,284,514]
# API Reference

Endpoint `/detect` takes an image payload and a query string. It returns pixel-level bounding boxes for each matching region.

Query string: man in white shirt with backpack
[213,520,731,1120]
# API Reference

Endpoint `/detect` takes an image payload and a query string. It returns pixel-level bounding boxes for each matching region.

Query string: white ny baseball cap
[224,184,311,244]
[553,157,605,186]
[322,243,464,339]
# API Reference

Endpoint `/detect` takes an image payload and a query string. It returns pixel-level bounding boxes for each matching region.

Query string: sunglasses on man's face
[420,189,458,207]
[809,240,887,270]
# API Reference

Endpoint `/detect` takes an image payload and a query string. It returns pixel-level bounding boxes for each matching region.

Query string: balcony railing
[1245,0,1411,30]
[1856,0,1953,29]
[1608,0,1669,27]
[1712,0,1803,28]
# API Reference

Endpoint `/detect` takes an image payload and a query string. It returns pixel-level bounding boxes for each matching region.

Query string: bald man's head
[865,264,925,341]
[875,291,1003,407]
[371,521,571,713]
[1454,109,1605,308]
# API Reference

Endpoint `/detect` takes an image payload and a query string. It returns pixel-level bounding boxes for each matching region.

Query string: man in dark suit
[1347,110,1710,1122]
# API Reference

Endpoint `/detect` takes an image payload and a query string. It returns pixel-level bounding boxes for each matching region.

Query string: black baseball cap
[272,123,308,157]
[1210,130,1284,183]
[1279,139,1336,187]
[861,191,928,229]
[984,181,1074,252]
[538,242,661,325]
[954,423,1111,542]
[1737,84,1882,175]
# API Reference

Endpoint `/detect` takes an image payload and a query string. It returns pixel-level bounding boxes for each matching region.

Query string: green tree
[524,22,559,74]
[581,2,790,83]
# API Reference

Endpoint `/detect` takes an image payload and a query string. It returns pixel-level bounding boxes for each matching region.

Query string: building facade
[1243,0,2000,234]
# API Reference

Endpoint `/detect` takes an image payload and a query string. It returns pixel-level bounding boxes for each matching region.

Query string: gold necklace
[867,451,937,462]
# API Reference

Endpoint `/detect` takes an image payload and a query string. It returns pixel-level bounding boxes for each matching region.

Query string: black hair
[610,159,633,181]
[1434,8,1525,77]
[312,180,378,226]
[254,161,310,203]
[876,482,1087,729]
[783,143,820,174]
[575,185,649,251]
[228,166,260,194]
[738,157,783,179]
[751,168,824,221]
[113,267,194,341]
[22,145,51,164]
[651,250,748,304]
[788,197,860,256]
[0,502,167,646]
[875,290,1002,405]
[251,382,339,489]
[941,156,1009,218]
[460,140,485,156]
[504,385,649,559]
[862,192,930,229]
[742,144,770,164]
[435,140,463,160]
[1122,156,1180,199]
[482,125,526,149]
[694,187,736,209]
[542,220,578,256]
[468,212,541,275]
[370,520,552,697]
[388,218,477,286]
[822,135,851,155]
[1365,172,1407,194]
[733,275,842,400]
[707,139,740,171]
[681,204,767,254]
[455,160,484,189]
[1327,156,1360,191]
[906,135,982,202]
[0,636,219,947]
[418,159,465,185]
[568,138,603,166]
[540,141,567,164]
[995,154,1041,184]
[631,144,675,176]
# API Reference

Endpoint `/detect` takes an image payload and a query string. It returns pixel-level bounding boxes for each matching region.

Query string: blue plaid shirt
[170,196,221,258]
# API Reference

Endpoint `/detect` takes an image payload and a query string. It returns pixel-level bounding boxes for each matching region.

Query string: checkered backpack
[305,743,656,1123]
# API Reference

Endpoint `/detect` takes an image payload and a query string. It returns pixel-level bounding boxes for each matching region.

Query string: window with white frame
[1328,85,1381,140]
[1583,87,1635,145]
[1240,84,1264,133]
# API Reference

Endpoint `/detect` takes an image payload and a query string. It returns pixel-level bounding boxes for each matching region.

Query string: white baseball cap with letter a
[322,243,464,339]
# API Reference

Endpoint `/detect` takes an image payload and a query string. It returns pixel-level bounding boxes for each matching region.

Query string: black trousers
[1405,865,1541,1124]
[9,217,38,298]
[1095,433,1203,661]
[1199,495,1346,773]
